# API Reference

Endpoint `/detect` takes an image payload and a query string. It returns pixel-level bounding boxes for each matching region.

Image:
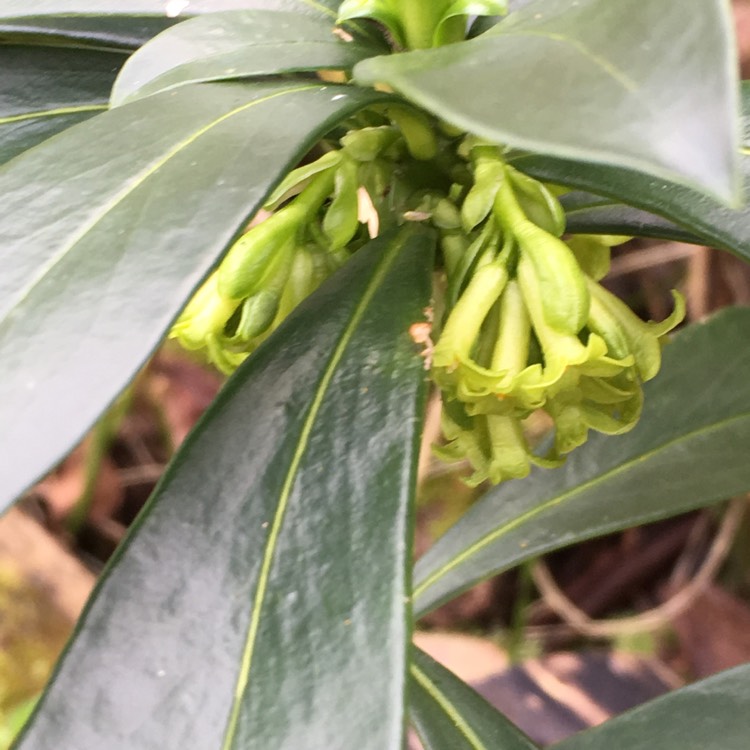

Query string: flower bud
[432,197,462,230]
[507,166,566,237]
[170,272,238,350]
[323,157,361,250]
[461,146,505,232]
[233,289,281,342]
[446,218,501,307]
[566,235,612,281]
[514,220,590,335]
[379,103,438,160]
[494,173,589,335]
[263,150,341,211]
[433,259,509,378]
[341,126,400,162]
[486,414,532,483]
[545,391,589,456]
[219,168,335,300]
[440,230,470,278]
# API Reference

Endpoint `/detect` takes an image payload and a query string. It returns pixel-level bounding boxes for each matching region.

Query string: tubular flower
[170,114,683,486]
[432,151,684,485]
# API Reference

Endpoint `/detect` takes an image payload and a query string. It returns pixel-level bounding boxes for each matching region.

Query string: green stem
[67,389,132,535]
[399,0,450,49]
[508,561,535,664]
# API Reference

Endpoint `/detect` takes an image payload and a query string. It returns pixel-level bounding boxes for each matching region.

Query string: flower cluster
[170,104,437,373]
[171,116,684,486]
[431,143,685,485]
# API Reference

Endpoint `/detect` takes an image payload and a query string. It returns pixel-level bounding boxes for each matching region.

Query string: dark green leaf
[0,0,340,18]
[0,80,390,511]
[467,14,501,37]
[111,10,380,106]
[0,1,340,48]
[511,82,750,261]
[14,228,433,750]
[512,149,750,262]
[411,647,539,750]
[0,15,176,48]
[561,191,704,245]
[554,665,750,750]
[355,0,740,204]
[414,308,750,615]
[0,46,121,164]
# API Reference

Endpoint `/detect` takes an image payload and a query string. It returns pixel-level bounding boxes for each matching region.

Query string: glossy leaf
[562,191,704,245]
[410,647,539,750]
[554,665,750,750]
[355,0,740,204]
[14,227,434,750]
[414,308,750,615]
[0,15,176,48]
[0,0,339,47]
[513,149,750,262]
[111,10,380,106]
[0,80,390,512]
[0,0,340,18]
[0,46,121,165]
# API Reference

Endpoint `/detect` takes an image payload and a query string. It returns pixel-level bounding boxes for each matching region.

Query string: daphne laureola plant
[3,0,750,748]
[171,1,686,486]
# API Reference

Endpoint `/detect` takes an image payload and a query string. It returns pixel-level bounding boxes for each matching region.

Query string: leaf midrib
[0,104,107,125]
[495,29,637,92]
[414,410,750,608]
[411,662,488,750]
[220,230,409,749]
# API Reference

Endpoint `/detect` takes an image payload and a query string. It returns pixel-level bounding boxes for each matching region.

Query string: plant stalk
[399,0,451,49]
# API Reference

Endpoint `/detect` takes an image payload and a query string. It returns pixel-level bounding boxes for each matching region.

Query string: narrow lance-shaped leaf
[14,227,434,750]
[511,146,750,263]
[0,15,177,48]
[355,0,740,204]
[0,46,122,165]
[0,0,340,11]
[414,308,750,615]
[110,10,384,107]
[410,647,539,750]
[553,665,750,750]
[561,191,705,245]
[0,79,391,512]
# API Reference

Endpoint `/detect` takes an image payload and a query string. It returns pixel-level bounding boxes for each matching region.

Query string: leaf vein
[220,230,409,749]
[414,411,750,603]
[0,104,107,125]
[503,30,638,92]
[411,663,488,750]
